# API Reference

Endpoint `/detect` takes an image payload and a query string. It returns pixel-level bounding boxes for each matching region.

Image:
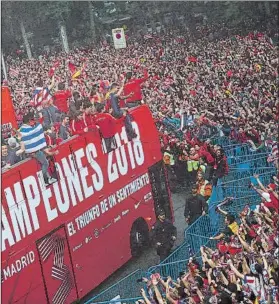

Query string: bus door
[36,225,78,304]
[148,161,173,221]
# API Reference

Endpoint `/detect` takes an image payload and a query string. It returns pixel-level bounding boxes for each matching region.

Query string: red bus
[1,105,173,304]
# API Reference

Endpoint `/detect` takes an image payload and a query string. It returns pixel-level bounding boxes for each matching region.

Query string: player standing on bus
[123,68,148,108]
[109,83,137,140]
[151,211,177,262]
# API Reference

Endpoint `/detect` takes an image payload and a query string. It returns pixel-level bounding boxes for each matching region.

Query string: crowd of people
[2,22,278,173]
[139,186,279,304]
[1,20,278,303]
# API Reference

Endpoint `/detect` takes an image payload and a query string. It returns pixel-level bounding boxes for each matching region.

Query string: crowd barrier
[222,166,275,183]
[85,137,276,303]
[214,169,276,201]
[87,297,143,304]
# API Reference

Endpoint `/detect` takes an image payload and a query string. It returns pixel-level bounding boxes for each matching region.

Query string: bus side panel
[67,182,155,298]
[1,244,46,304]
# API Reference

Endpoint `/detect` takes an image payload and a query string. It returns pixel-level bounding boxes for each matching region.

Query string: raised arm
[253,174,268,192]
[228,260,245,280]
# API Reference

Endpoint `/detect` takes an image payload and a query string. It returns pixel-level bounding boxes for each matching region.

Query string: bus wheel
[130,219,149,257]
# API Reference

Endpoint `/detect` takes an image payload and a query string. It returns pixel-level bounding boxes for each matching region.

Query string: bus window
[148,161,172,220]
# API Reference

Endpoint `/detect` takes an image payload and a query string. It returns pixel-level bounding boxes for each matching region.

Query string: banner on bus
[1,86,18,138]
[112,28,127,49]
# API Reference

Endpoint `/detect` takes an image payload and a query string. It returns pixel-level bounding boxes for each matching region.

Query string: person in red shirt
[71,111,88,136]
[83,103,97,131]
[194,144,215,165]
[123,68,148,108]
[94,103,116,153]
[53,83,72,113]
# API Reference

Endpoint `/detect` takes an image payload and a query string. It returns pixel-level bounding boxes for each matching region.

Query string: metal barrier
[149,258,191,279]
[228,152,270,167]
[87,297,143,304]
[216,169,276,199]
[211,136,237,147]
[84,269,147,304]
[222,166,275,183]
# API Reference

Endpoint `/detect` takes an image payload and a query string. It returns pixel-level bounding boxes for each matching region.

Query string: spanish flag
[68,62,85,80]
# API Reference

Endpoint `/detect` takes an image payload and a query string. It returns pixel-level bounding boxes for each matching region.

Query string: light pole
[1,51,8,80]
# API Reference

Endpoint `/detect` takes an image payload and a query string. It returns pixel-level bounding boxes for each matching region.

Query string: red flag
[68,62,76,74]
[48,61,60,77]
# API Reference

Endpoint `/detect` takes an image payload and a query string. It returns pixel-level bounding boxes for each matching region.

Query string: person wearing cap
[150,211,177,262]
[6,137,25,166]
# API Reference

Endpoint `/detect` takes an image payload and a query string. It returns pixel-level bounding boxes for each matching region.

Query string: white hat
[7,137,19,148]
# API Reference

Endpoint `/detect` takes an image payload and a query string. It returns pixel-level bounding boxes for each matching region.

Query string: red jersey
[198,148,215,165]
[83,113,97,129]
[53,90,71,113]
[123,70,148,103]
[94,113,116,138]
[264,192,279,211]
[71,118,87,136]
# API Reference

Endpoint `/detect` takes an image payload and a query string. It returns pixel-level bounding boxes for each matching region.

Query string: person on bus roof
[109,83,137,141]
[53,82,72,113]
[71,110,88,136]
[123,68,148,108]
[95,103,116,153]
[83,102,98,131]
[18,113,57,185]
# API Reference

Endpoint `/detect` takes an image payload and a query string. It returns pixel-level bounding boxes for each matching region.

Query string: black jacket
[151,219,177,246]
[184,194,207,218]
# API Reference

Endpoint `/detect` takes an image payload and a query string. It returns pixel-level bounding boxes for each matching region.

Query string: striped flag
[20,123,47,154]
[267,142,278,163]
[30,87,52,107]
[126,58,139,66]
[9,67,19,78]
